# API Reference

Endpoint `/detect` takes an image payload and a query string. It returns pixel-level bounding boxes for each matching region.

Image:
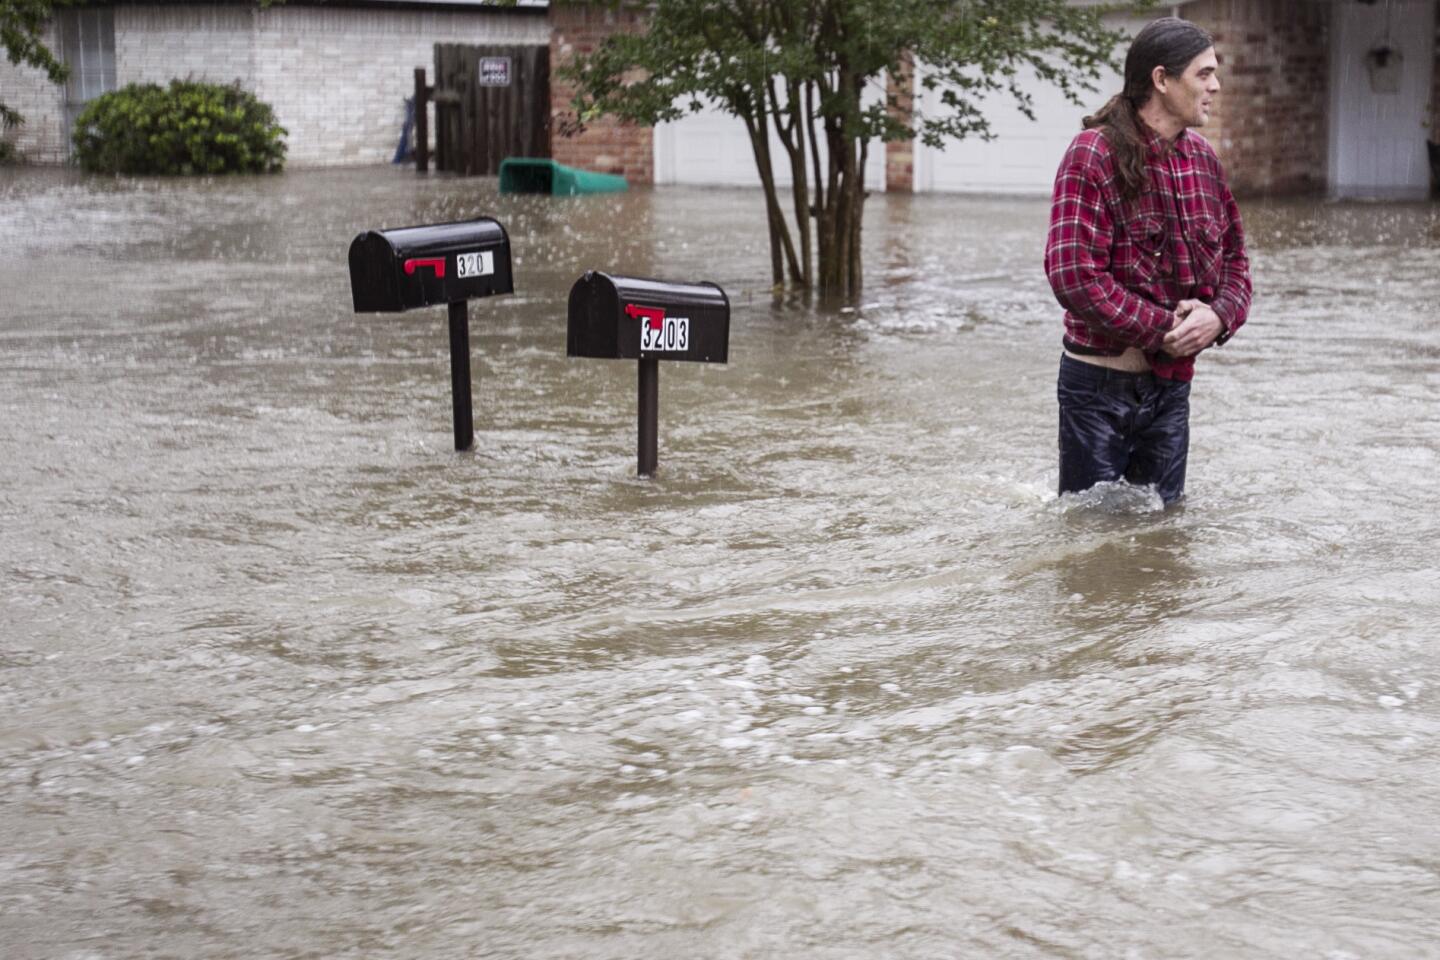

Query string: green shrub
[72,79,287,175]
[0,140,15,165]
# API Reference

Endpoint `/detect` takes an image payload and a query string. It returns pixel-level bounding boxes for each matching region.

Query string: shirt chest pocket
[1189,215,1224,286]
[1122,214,1167,285]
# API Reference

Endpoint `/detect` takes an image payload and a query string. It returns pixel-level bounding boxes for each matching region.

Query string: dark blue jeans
[1057,354,1191,505]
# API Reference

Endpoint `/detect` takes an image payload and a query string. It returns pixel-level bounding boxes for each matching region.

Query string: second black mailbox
[567,271,730,477]
[568,272,729,364]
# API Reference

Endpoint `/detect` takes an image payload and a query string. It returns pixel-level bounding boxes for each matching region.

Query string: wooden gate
[433,44,550,177]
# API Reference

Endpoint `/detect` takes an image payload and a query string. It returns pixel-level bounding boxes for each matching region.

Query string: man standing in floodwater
[1044,17,1252,505]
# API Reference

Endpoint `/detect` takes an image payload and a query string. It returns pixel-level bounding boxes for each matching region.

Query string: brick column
[548,2,653,184]
[1183,0,1330,196]
[886,52,915,193]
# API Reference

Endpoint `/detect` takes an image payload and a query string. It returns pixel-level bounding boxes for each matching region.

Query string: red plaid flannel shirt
[1044,125,1252,381]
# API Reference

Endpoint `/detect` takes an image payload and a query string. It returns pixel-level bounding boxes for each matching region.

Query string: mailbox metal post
[448,301,474,452]
[348,218,513,452]
[637,358,659,476]
[414,68,430,173]
[567,271,729,477]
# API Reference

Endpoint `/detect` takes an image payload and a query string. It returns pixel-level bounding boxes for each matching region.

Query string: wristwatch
[1212,311,1232,346]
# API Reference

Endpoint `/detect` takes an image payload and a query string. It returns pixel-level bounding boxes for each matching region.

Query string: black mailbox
[349,218,512,313]
[567,271,730,477]
[346,217,514,452]
[568,271,729,363]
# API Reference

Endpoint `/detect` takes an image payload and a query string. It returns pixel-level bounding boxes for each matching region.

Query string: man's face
[1157,47,1220,128]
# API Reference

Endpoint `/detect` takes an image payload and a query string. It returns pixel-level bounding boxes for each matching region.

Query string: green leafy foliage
[568,0,1139,149]
[561,0,1155,300]
[72,79,287,175]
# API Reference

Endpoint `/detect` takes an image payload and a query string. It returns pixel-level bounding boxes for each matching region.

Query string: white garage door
[654,87,888,192]
[914,13,1149,195]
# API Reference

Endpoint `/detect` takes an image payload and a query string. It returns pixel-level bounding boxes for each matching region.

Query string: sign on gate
[478,57,511,87]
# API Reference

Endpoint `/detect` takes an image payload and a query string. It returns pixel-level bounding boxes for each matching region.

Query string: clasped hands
[1161,299,1224,358]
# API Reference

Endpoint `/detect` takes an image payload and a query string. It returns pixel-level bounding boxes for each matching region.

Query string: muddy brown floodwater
[3,165,1440,959]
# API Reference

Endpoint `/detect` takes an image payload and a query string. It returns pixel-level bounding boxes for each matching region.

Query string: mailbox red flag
[625,303,665,330]
[404,257,446,278]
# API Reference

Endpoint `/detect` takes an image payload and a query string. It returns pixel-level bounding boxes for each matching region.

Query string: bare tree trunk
[817,81,854,303]
[813,67,869,305]
[833,128,856,305]
[849,135,867,303]
[766,76,815,290]
[784,79,813,289]
[806,81,824,218]
[816,129,839,300]
[739,97,800,288]
[815,69,842,301]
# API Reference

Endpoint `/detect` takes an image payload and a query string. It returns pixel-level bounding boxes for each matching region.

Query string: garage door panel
[655,90,887,191]
[915,13,1144,194]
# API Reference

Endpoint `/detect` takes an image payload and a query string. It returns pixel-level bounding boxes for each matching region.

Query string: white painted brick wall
[129,4,550,167]
[118,7,257,91]
[5,5,549,167]
[0,21,68,163]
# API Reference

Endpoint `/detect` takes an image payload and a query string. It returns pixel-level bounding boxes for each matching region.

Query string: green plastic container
[498,157,629,196]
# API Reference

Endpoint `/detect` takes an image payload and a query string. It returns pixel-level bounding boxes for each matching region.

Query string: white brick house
[0,0,548,166]
[7,0,1440,199]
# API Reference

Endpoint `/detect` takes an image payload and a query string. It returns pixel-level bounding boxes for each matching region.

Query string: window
[58,7,116,152]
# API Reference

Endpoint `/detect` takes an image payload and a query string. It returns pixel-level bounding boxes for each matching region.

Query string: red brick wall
[548,3,652,184]
[1183,0,1330,196]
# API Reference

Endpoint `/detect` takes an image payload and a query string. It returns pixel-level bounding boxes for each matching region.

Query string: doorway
[1328,0,1436,198]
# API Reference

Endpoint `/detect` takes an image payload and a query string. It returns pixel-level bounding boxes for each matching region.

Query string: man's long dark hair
[1084,17,1214,202]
